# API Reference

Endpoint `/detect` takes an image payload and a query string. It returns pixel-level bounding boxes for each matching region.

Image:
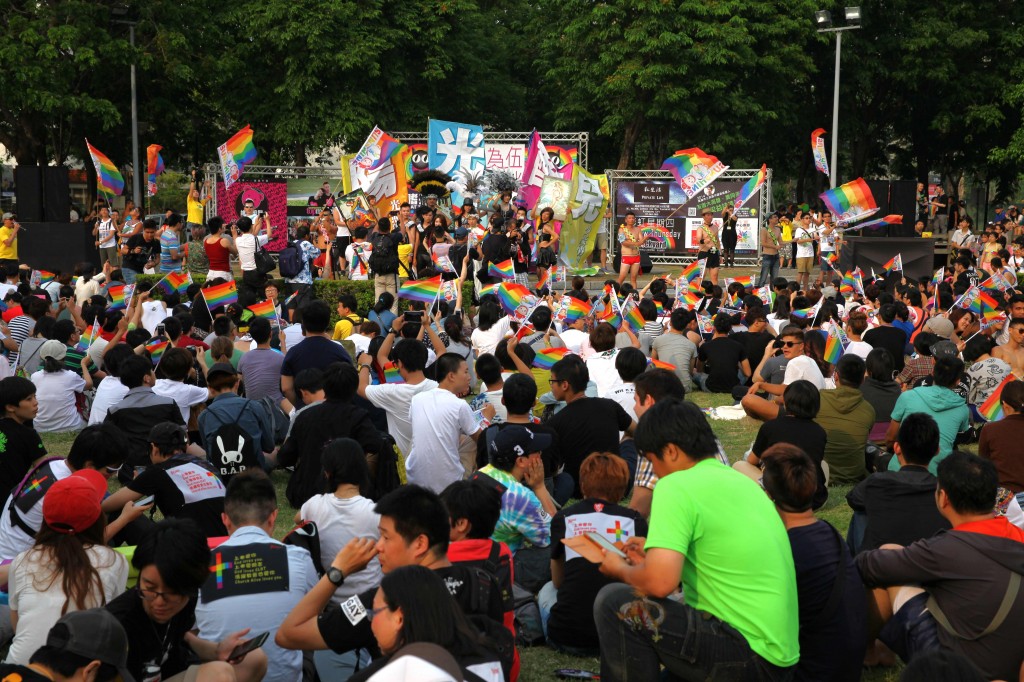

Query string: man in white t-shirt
[232,215,270,307]
[741,326,824,421]
[793,215,816,290]
[405,353,494,493]
[815,211,839,286]
[152,346,211,423]
[345,226,371,281]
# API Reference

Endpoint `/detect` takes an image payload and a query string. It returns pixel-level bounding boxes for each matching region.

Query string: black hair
[633,369,685,404]
[528,306,552,332]
[494,338,535,371]
[212,316,234,337]
[835,354,866,388]
[249,316,272,344]
[502,373,537,415]
[865,347,894,382]
[477,301,500,332]
[760,444,818,513]
[52,319,77,345]
[125,328,152,348]
[550,355,588,393]
[782,380,820,419]
[475,353,503,386]
[132,518,210,595]
[67,423,130,471]
[878,303,897,324]
[374,485,450,556]
[937,450,998,515]
[440,480,502,539]
[932,357,965,388]
[897,413,940,466]
[635,398,718,462]
[300,299,332,334]
[321,438,371,494]
[294,367,325,396]
[434,353,467,384]
[30,637,119,681]
[118,355,154,389]
[223,469,277,526]
[337,293,358,312]
[322,362,359,401]
[669,308,692,332]
[712,313,732,334]
[615,347,648,383]
[392,338,427,373]
[962,335,996,364]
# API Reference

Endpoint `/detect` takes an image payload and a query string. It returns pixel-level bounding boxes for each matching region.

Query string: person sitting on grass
[741,326,825,421]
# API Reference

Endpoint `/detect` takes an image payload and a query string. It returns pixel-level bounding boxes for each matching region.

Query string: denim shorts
[879,592,942,663]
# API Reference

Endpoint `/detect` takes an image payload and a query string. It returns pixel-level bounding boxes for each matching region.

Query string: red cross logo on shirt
[606,520,628,542]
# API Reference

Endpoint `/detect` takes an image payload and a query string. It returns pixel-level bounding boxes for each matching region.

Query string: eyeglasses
[781,341,803,348]
[138,586,188,604]
[368,605,390,620]
[548,378,565,385]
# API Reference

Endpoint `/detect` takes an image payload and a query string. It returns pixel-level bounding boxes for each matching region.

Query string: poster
[215,179,288,251]
[536,176,571,221]
[286,177,341,218]
[615,179,761,255]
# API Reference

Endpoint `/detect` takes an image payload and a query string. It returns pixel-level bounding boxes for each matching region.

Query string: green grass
[41,392,904,681]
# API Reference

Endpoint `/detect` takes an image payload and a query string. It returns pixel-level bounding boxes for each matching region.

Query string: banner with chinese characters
[615,180,760,255]
[347,146,411,216]
[559,167,608,271]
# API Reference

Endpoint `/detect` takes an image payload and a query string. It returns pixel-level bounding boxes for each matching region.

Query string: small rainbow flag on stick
[85,139,125,197]
[382,362,404,384]
[217,125,258,189]
[31,270,56,286]
[533,347,570,370]
[75,325,98,352]
[853,214,902,232]
[560,297,592,324]
[432,253,456,273]
[488,258,515,280]
[495,282,532,314]
[145,339,169,366]
[247,299,279,323]
[202,280,239,310]
[679,259,706,293]
[978,375,1019,422]
[824,324,847,365]
[155,271,191,296]
[597,303,622,330]
[108,284,135,311]
[733,164,767,211]
[621,299,645,333]
[147,144,165,196]
[398,275,442,304]
[881,254,903,274]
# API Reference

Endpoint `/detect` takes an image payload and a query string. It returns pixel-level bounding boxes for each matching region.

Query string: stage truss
[605,168,772,268]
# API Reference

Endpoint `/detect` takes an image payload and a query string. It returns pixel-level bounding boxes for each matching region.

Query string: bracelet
[358,364,372,372]
[479,418,491,428]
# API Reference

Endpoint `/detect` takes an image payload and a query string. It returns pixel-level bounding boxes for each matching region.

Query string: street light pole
[129,23,141,208]
[817,7,861,189]
[829,30,841,189]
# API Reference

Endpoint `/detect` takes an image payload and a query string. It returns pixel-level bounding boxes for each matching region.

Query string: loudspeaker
[42,167,69,223]
[14,166,42,222]
[841,237,936,282]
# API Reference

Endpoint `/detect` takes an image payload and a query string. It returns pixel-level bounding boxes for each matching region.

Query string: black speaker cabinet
[13,166,42,222]
[42,167,70,223]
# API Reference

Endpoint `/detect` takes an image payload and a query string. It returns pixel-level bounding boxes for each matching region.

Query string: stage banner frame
[605,168,772,268]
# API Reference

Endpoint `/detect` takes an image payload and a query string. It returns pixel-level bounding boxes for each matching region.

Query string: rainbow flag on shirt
[398,275,442,304]
[145,339,169,366]
[978,375,1019,422]
[155,271,191,296]
[382,362,404,384]
[85,139,125,197]
[202,280,238,310]
[107,284,134,311]
[488,258,515,280]
[648,358,677,371]
[495,282,532,314]
[533,347,570,370]
[247,299,278,322]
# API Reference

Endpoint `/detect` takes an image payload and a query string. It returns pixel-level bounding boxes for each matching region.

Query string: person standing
[186,171,211,234]
[283,225,322,319]
[120,219,161,284]
[720,206,738,267]
[92,206,119,267]
[695,208,721,285]
[793,214,816,290]
[758,213,783,286]
[0,212,20,271]
[368,218,403,315]
[232,216,269,307]
[203,217,237,281]
[159,213,185,273]
[616,212,643,289]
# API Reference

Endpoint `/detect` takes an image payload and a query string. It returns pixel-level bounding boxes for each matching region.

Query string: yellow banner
[559,167,608,271]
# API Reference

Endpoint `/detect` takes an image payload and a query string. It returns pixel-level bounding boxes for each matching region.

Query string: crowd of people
[0,181,1022,682]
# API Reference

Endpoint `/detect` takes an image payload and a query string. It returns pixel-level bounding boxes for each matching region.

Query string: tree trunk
[294,143,306,167]
[616,114,645,170]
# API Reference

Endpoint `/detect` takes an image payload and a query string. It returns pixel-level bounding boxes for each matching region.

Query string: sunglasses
[781,341,803,348]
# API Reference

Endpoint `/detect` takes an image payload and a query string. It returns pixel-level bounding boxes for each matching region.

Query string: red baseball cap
[43,470,108,535]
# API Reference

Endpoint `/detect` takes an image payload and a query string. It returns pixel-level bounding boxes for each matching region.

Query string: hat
[454,227,469,239]
[701,208,713,215]
[924,317,954,339]
[39,339,67,361]
[822,286,837,299]
[207,362,238,381]
[930,339,959,361]
[47,608,135,682]
[149,422,186,448]
[489,426,552,460]
[1,213,13,221]
[43,470,107,534]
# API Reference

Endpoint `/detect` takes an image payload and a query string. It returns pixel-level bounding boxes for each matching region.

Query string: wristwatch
[327,567,345,586]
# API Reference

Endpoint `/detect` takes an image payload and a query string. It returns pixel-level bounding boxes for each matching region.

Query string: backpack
[283,520,324,577]
[371,433,403,501]
[258,396,290,444]
[369,233,399,275]
[277,240,305,278]
[207,403,261,482]
[9,457,64,538]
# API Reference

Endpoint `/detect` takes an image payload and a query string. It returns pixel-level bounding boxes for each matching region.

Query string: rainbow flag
[398,275,442,304]
[679,259,706,293]
[488,258,515,280]
[533,347,570,370]
[33,270,56,285]
[107,283,135,311]
[85,139,125,197]
[382,362,404,384]
[932,267,945,286]
[354,127,404,172]
[145,339,169,366]
[791,301,822,321]
[733,164,767,211]
[561,296,592,323]
[981,273,1014,294]
[881,254,903,274]
[536,266,550,292]
[840,271,856,297]
[621,299,645,333]
[597,303,621,329]
[854,214,903,232]
[978,375,1018,422]
[728,276,753,289]
[217,125,258,188]
[147,144,165,196]
[431,252,456,273]
[661,148,729,200]
[202,280,238,310]
[549,265,567,285]
[825,251,839,270]
[824,324,846,365]
[75,325,97,352]
[979,291,1004,323]
[811,128,829,177]
[155,271,191,296]
[648,359,676,371]
[696,314,714,335]
[819,177,879,225]
[675,290,703,310]
[755,285,774,308]
[247,299,278,323]
[654,301,665,316]
[495,282,532,314]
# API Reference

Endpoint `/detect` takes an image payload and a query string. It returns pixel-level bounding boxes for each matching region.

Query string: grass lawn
[40,388,906,681]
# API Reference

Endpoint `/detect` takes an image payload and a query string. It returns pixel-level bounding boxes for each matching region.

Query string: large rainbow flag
[217,125,258,189]
[147,144,165,196]
[85,139,125,197]
[661,148,729,201]
[819,178,879,225]
[733,164,767,211]
[495,282,532,314]
[398,275,442,304]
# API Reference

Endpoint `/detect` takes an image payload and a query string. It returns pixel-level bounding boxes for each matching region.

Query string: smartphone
[404,311,424,321]
[134,495,155,508]
[585,532,627,558]
[554,670,600,680]
[155,324,165,337]
[229,632,269,661]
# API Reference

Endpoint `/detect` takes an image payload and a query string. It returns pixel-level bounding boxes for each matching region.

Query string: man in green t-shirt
[591,398,800,681]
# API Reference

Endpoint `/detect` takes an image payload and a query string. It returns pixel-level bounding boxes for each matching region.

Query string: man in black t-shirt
[0,376,46,496]
[696,314,751,393]
[545,356,635,497]
[120,219,161,283]
[863,303,908,372]
[101,423,228,538]
[730,309,775,374]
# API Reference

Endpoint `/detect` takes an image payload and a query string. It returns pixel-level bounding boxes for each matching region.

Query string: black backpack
[283,520,324,577]
[371,433,402,501]
[369,233,399,275]
[277,240,305,278]
[207,403,261,482]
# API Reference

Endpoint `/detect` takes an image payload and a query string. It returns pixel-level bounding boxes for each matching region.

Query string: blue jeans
[314,648,371,682]
[121,267,139,284]
[758,254,779,287]
[594,583,795,682]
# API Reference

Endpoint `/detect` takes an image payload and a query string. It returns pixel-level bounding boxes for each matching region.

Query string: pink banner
[519,130,557,211]
[215,179,288,251]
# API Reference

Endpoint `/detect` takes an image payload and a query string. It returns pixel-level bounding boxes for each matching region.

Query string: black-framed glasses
[138,586,189,603]
[548,378,565,385]
[781,341,803,348]
[368,605,390,620]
